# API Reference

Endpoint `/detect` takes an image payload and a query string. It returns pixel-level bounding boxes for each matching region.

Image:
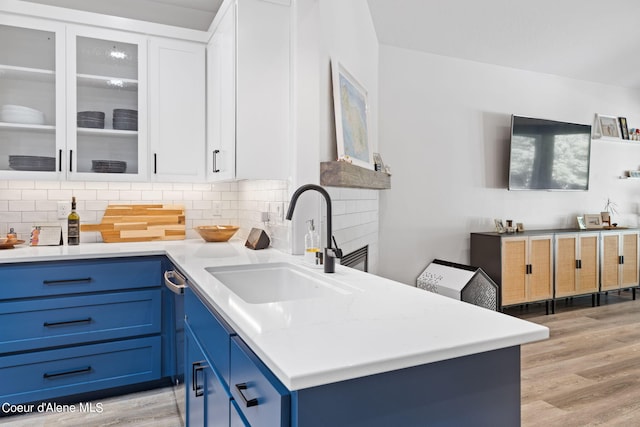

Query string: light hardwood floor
[4,293,640,426]
[515,290,640,426]
[1,385,184,427]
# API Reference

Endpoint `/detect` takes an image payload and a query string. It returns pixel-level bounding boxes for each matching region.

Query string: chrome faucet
[286,184,342,273]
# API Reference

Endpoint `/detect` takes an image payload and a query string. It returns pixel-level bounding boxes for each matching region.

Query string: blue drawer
[230,336,290,427]
[185,288,234,388]
[0,289,161,353]
[0,257,162,300]
[0,336,161,404]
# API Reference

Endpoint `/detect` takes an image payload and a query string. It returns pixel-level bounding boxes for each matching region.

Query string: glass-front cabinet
[0,17,65,179]
[66,26,147,180]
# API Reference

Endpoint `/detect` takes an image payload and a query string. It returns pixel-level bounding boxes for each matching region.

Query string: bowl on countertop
[195,225,239,242]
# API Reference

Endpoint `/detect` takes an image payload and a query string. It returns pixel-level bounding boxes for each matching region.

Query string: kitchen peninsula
[0,239,548,425]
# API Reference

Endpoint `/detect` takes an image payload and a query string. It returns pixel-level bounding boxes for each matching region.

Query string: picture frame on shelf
[331,59,373,170]
[619,117,630,140]
[601,211,611,227]
[516,222,524,232]
[577,216,586,230]
[584,214,603,229]
[597,115,621,139]
[372,152,385,172]
[494,219,505,233]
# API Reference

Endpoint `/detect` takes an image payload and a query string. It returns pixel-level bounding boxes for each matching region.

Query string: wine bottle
[68,196,80,245]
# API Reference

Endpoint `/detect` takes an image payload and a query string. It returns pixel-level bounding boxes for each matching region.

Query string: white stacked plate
[0,105,45,125]
[91,160,127,173]
[9,155,56,171]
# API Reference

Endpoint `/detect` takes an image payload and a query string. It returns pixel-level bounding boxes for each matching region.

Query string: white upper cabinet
[0,16,65,180]
[148,37,206,182]
[207,0,291,182]
[66,26,148,181]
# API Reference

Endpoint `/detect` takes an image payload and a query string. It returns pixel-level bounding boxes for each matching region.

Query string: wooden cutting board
[80,204,185,243]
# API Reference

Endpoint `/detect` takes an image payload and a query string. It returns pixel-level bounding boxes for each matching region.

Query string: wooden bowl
[194,225,239,242]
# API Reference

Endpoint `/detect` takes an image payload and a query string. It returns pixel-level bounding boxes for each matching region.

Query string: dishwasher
[164,267,187,425]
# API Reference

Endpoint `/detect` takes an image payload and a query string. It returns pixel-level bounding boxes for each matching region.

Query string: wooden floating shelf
[320,161,391,190]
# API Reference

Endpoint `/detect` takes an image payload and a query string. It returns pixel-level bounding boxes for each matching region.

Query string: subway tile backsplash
[0,179,378,271]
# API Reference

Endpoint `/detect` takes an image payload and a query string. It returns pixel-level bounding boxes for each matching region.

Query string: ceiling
[18,0,640,90]
[19,0,222,31]
[367,0,640,90]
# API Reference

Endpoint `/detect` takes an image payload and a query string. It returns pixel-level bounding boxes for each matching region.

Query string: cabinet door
[601,234,621,291]
[555,235,577,298]
[230,336,290,427]
[528,236,552,301]
[0,17,65,180]
[235,0,290,180]
[186,326,229,427]
[207,1,236,182]
[501,237,527,305]
[578,234,599,293]
[149,38,205,182]
[66,25,147,181]
[621,232,639,287]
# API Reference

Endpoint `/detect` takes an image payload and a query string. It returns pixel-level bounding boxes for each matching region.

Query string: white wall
[290,0,381,271]
[378,45,640,285]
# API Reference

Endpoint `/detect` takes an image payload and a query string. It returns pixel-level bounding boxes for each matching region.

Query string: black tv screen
[508,115,592,191]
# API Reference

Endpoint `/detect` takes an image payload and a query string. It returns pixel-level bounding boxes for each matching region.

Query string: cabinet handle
[44,317,92,327]
[58,149,62,172]
[69,149,73,172]
[192,360,207,397]
[619,255,624,265]
[43,277,92,285]
[212,150,220,173]
[164,270,186,295]
[43,366,91,379]
[154,153,157,174]
[235,383,259,407]
[575,259,580,269]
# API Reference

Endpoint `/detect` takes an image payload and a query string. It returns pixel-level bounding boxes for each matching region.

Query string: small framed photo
[494,219,505,233]
[584,214,603,229]
[619,117,630,140]
[598,115,621,138]
[516,223,524,232]
[601,211,611,226]
[372,152,385,172]
[577,216,586,230]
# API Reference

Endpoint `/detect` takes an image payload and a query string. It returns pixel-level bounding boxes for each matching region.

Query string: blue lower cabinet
[230,400,250,427]
[230,336,290,427]
[0,336,161,404]
[0,256,170,407]
[0,289,161,353]
[0,257,163,300]
[186,324,229,427]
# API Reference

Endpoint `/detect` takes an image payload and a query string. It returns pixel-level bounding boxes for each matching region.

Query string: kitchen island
[0,239,548,425]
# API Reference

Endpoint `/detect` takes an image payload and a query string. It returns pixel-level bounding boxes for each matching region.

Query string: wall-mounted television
[508,115,592,191]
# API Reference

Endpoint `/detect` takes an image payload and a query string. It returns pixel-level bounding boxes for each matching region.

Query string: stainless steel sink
[205,262,351,304]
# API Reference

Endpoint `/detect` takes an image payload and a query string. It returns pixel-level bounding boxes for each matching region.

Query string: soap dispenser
[304,219,320,265]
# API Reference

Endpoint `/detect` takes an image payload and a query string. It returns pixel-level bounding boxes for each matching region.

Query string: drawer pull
[235,383,259,407]
[164,270,186,295]
[43,277,92,285]
[43,365,91,379]
[44,317,92,327]
[192,360,207,397]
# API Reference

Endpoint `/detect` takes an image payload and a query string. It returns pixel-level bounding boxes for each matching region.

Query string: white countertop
[0,239,549,390]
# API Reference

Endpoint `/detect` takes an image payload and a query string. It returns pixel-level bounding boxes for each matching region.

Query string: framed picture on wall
[331,59,374,170]
[597,115,621,139]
